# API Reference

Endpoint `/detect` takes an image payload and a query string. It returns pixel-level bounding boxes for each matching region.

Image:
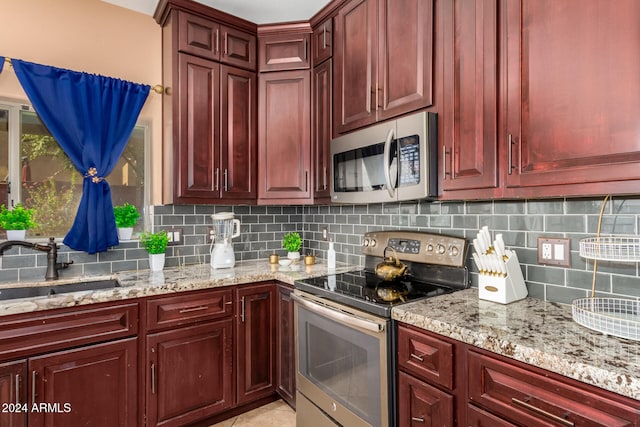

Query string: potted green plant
[0,204,36,240]
[113,202,140,241]
[282,231,303,261]
[140,230,170,271]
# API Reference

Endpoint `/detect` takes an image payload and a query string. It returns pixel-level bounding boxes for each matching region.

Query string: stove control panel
[362,231,467,267]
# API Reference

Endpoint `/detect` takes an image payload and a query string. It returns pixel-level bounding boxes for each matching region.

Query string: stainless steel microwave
[330,111,437,204]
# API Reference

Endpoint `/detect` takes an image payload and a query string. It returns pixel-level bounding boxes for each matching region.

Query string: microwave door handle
[383,127,396,198]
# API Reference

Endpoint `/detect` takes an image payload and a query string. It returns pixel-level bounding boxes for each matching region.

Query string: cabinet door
[398,371,454,427]
[377,0,434,121]
[221,65,257,202]
[467,404,518,427]
[146,320,234,427]
[259,33,310,71]
[178,11,220,61]
[334,0,378,133]
[28,338,137,427]
[312,18,333,66]
[504,0,640,193]
[0,360,27,427]
[236,283,276,405]
[220,25,257,71]
[441,0,499,194]
[312,59,332,202]
[176,54,220,203]
[258,70,311,202]
[276,284,295,408]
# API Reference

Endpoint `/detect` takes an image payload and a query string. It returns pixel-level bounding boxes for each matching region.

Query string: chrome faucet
[0,237,73,280]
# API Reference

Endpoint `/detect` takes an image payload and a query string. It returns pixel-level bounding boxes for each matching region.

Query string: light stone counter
[392,288,640,400]
[0,260,358,317]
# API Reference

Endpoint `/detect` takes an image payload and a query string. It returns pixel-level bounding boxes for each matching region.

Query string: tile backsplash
[1,197,639,305]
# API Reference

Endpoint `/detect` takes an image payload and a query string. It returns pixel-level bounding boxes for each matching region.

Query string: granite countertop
[392,288,640,400]
[0,260,357,317]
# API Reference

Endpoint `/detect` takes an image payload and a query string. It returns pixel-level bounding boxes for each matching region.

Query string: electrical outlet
[322,226,329,241]
[207,227,215,242]
[537,237,571,267]
[163,227,183,246]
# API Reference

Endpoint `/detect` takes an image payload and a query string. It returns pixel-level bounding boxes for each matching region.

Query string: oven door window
[333,141,398,193]
[297,304,387,427]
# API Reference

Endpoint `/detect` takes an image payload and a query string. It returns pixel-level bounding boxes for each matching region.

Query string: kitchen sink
[0,279,120,301]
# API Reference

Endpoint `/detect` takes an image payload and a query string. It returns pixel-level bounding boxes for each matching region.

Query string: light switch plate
[537,237,571,267]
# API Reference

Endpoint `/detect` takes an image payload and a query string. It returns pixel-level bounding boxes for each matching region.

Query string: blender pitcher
[210,212,241,269]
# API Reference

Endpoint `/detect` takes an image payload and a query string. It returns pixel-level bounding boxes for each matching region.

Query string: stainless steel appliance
[294,231,469,427]
[330,111,437,204]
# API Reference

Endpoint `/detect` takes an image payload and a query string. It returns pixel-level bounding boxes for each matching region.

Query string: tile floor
[209,400,296,427]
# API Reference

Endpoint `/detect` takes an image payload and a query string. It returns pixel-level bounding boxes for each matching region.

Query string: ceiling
[102,0,333,24]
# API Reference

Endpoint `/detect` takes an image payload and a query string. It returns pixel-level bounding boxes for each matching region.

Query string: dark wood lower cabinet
[398,371,454,427]
[0,360,27,427]
[146,320,234,427]
[236,283,276,405]
[398,322,640,427]
[276,283,295,407]
[28,338,138,427]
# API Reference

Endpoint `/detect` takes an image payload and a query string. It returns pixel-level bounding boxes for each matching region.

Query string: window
[0,101,148,238]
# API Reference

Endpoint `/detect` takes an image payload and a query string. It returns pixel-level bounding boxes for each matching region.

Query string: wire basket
[579,236,640,262]
[572,297,640,341]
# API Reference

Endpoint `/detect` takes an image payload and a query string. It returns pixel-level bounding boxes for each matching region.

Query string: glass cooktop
[294,270,456,318]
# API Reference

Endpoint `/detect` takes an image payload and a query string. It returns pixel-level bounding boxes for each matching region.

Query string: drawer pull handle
[512,397,574,427]
[410,353,424,362]
[411,416,425,423]
[179,306,209,314]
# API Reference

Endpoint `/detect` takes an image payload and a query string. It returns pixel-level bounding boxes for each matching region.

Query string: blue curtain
[12,59,150,253]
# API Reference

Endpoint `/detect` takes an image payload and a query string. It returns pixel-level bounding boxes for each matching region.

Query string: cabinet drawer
[468,350,640,427]
[0,303,138,361]
[398,324,453,390]
[146,288,233,332]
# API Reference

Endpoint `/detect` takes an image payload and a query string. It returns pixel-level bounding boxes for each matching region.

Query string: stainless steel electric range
[293,230,469,427]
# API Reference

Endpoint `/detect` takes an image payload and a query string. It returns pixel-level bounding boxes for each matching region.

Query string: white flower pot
[6,230,26,240]
[117,227,133,241]
[149,253,165,271]
[287,251,301,261]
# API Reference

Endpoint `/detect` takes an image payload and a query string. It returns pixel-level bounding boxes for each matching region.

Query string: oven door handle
[383,127,396,199]
[292,293,385,333]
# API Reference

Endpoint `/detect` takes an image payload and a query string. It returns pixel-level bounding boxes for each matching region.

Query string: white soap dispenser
[327,239,336,270]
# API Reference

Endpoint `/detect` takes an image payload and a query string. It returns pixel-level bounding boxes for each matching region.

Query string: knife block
[478,251,528,304]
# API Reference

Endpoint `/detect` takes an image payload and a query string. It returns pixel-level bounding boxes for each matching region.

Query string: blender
[210,212,241,269]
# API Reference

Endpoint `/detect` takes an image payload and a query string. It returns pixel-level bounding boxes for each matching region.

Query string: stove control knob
[426,244,434,252]
[370,239,377,247]
[449,246,459,257]
[436,244,446,254]
[363,239,370,247]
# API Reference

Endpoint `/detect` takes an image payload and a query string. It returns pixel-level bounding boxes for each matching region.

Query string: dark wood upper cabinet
[221,25,257,71]
[220,65,258,200]
[333,0,434,134]
[312,59,332,202]
[442,0,640,199]
[259,32,311,71]
[311,18,333,66]
[441,0,499,193]
[178,10,221,61]
[503,0,640,194]
[258,70,312,203]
